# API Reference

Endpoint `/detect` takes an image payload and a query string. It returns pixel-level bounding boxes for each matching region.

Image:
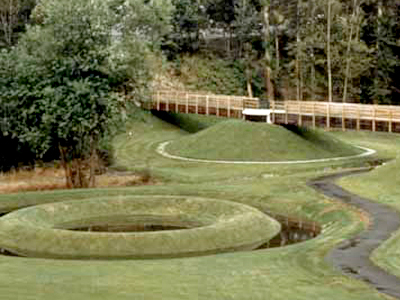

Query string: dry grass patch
[0,167,154,194]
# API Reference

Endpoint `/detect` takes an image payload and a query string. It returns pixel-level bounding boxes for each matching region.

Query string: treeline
[2,1,399,103]
[162,0,400,104]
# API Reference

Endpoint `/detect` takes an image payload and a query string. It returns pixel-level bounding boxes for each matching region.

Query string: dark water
[68,224,189,232]
[65,214,322,249]
[257,215,321,249]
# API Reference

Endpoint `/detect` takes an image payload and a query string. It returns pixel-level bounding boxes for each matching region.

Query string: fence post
[236,97,242,119]
[389,110,392,133]
[186,93,189,114]
[206,95,209,115]
[157,91,160,111]
[357,107,360,131]
[342,104,346,132]
[312,102,316,129]
[271,100,275,123]
[166,94,169,112]
[228,97,231,118]
[372,106,376,132]
[298,101,302,126]
[196,95,199,115]
[175,92,178,113]
[326,103,330,130]
[285,102,288,124]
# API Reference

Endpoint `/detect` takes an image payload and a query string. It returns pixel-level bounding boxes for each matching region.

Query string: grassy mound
[151,111,223,133]
[166,120,363,161]
[0,196,280,259]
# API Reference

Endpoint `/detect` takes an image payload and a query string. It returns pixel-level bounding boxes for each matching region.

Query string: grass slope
[0,196,280,259]
[0,111,393,300]
[150,111,224,133]
[337,131,400,279]
[167,119,363,161]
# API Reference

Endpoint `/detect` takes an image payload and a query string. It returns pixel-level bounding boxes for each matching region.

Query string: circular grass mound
[0,196,280,259]
[166,120,363,162]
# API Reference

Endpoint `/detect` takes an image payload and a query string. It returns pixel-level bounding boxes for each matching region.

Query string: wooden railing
[144,90,400,132]
[270,100,400,132]
[149,90,260,118]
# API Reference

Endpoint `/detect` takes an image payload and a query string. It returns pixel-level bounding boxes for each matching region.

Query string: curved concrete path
[157,141,376,164]
[309,169,400,299]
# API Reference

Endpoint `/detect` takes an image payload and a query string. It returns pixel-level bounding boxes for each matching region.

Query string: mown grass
[0,110,397,300]
[0,196,280,259]
[166,119,363,161]
[337,131,400,280]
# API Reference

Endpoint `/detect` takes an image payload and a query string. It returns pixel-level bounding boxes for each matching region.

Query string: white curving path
[156,141,376,165]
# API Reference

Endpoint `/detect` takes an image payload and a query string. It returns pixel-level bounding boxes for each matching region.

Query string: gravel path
[309,169,400,299]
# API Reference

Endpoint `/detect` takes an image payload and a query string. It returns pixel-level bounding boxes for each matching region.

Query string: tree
[0,0,172,187]
[343,0,360,103]
[271,8,287,98]
[359,0,400,104]
[204,0,236,55]
[326,0,333,102]
[242,42,258,97]
[261,0,274,100]
[0,0,20,46]
[233,0,259,57]
[164,0,201,56]
[0,0,36,47]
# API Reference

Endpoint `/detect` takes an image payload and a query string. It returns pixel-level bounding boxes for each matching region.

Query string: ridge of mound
[0,196,280,259]
[166,120,363,161]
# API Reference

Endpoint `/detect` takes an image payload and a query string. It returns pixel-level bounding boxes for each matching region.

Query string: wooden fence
[270,100,400,133]
[150,90,260,118]
[146,91,400,133]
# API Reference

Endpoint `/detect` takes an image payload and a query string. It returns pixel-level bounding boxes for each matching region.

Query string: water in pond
[68,224,190,232]
[257,213,321,249]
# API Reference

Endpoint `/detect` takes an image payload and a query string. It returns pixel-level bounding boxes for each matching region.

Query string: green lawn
[0,110,398,300]
[166,119,363,161]
[337,131,400,280]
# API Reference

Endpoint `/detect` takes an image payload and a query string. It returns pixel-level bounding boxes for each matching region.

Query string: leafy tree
[0,0,172,187]
[233,0,260,57]
[204,0,236,55]
[163,0,201,57]
[360,0,400,104]
[0,0,36,47]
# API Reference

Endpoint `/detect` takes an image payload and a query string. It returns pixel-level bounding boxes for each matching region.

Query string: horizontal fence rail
[149,90,260,118]
[145,91,400,133]
[270,100,400,133]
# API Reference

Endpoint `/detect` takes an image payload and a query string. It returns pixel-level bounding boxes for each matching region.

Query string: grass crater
[0,196,280,259]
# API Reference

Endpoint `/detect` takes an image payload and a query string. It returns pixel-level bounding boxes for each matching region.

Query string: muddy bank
[309,169,400,299]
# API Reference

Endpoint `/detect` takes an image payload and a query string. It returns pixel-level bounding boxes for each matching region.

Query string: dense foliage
[164,0,400,104]
[0,0,37,47]
[0,0,172,185]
